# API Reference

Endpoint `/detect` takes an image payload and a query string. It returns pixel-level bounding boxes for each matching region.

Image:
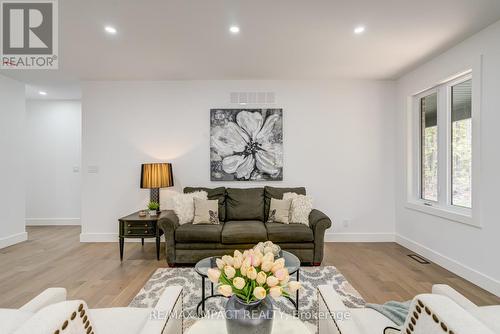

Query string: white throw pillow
[193,198,220,224]
[172,191,208,225]
[267,198,292,224]
[283,192,313,226]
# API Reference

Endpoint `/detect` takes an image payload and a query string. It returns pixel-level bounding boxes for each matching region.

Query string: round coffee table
[187,318,311,334]
[194,251,301,316]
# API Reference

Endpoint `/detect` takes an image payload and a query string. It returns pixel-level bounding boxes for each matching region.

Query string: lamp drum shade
[141,163,174,189]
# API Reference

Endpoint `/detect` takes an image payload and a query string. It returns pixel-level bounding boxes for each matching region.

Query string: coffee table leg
[211,282,214,296]
[201,276,206,315]
[296,269,300,311]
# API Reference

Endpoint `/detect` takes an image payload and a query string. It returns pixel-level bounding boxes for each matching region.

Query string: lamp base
[150,188,160,204]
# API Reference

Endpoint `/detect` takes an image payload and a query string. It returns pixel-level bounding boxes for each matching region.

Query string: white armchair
[0,286,183,334]
[318,284,498,334]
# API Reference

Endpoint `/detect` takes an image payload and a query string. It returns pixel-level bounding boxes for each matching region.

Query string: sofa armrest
[158,210,180,231]
[309,209,332,234]
[19,288,67,312]
[309,209,332,264]
[140,286,183,334]
[432,284,478,311]
[402,294,494,334]
[157,210,179,265]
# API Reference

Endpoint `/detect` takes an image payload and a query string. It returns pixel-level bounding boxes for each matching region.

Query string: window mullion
[437,86,449,207]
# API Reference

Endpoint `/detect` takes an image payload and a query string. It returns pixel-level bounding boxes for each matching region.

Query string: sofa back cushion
[264,186,306,218]
[226,188,264,221]
[184,187,226,221]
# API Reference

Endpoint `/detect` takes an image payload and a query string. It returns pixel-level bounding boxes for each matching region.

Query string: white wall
[81,80,396,242]
[395,21,500,295]
[26,100,81,225]
[0,75,27,248]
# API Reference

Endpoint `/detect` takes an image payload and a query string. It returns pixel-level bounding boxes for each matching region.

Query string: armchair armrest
[432,284,478,311]
[19,288,67,312]
[318,285,360,334]
[157,210,179,265]
[309,209,332,264]
[140,286,183,334]
[401,294,494,334]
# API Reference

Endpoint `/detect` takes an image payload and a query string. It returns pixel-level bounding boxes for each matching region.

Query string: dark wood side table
[118,211,164,261]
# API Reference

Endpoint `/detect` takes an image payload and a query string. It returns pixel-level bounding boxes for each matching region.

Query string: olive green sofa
[158,186,332,266]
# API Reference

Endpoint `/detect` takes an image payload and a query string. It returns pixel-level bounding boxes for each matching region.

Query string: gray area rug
[130,266,365,333]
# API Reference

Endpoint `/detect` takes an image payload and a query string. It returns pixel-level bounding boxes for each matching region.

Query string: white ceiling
[2,0,500,88]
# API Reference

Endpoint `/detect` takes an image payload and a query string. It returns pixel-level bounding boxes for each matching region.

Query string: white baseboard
[396,234,500,297]
[26,218,81,226]
[0,232,28,249]
[80,233,165,243]
[325,232,395,242]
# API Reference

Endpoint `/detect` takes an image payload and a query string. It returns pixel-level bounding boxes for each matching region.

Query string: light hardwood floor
[0,226,498,308]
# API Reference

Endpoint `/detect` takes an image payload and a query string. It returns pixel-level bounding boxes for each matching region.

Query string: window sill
[404,202,480,228]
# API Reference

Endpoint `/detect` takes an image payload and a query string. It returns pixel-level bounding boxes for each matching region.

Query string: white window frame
[416,88,439,203]
[406,68,481,228]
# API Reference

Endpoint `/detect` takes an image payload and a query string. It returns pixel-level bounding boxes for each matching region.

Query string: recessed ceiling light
[39,91,47,96]
[104,26,117,34]
[229,26,240,34]
[354,26,366,35]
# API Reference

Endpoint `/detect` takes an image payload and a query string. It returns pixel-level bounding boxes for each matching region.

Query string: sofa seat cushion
[175,223,222,243]
[266,223,314,243]
[226,188,264,221]
[90,307,151,334]
[175,242,314,250]
[222,221,267,244]
[0,309,33,333]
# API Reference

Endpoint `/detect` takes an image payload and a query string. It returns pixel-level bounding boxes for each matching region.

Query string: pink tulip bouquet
[207,248,301,304]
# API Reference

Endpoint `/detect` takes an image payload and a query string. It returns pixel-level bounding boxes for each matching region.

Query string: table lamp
[140,163,174,205]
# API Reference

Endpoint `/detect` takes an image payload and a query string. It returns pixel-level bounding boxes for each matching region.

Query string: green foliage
[147,201,160,211]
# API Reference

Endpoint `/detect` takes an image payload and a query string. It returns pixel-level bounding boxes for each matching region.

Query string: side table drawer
[125,221,154,229]
[123,221,156,236]
[124,227,155,236]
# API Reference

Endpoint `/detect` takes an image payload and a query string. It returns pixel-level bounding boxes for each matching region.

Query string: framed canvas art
[210,109,283,181]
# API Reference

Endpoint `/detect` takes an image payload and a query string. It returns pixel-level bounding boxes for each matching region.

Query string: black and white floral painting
[210,109,283,181]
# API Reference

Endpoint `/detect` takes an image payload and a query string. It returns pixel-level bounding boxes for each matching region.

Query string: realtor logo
[1,0,58,69]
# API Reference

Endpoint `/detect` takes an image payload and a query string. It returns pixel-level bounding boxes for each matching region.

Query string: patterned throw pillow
[283,192,313,226]
[172,191,208,225]
[193,198,220,224]
[267,198,292,224]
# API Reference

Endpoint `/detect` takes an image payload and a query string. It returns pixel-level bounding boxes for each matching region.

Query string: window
[451,79,472,208]
[420,92,438,202]
[409,72,476,225]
